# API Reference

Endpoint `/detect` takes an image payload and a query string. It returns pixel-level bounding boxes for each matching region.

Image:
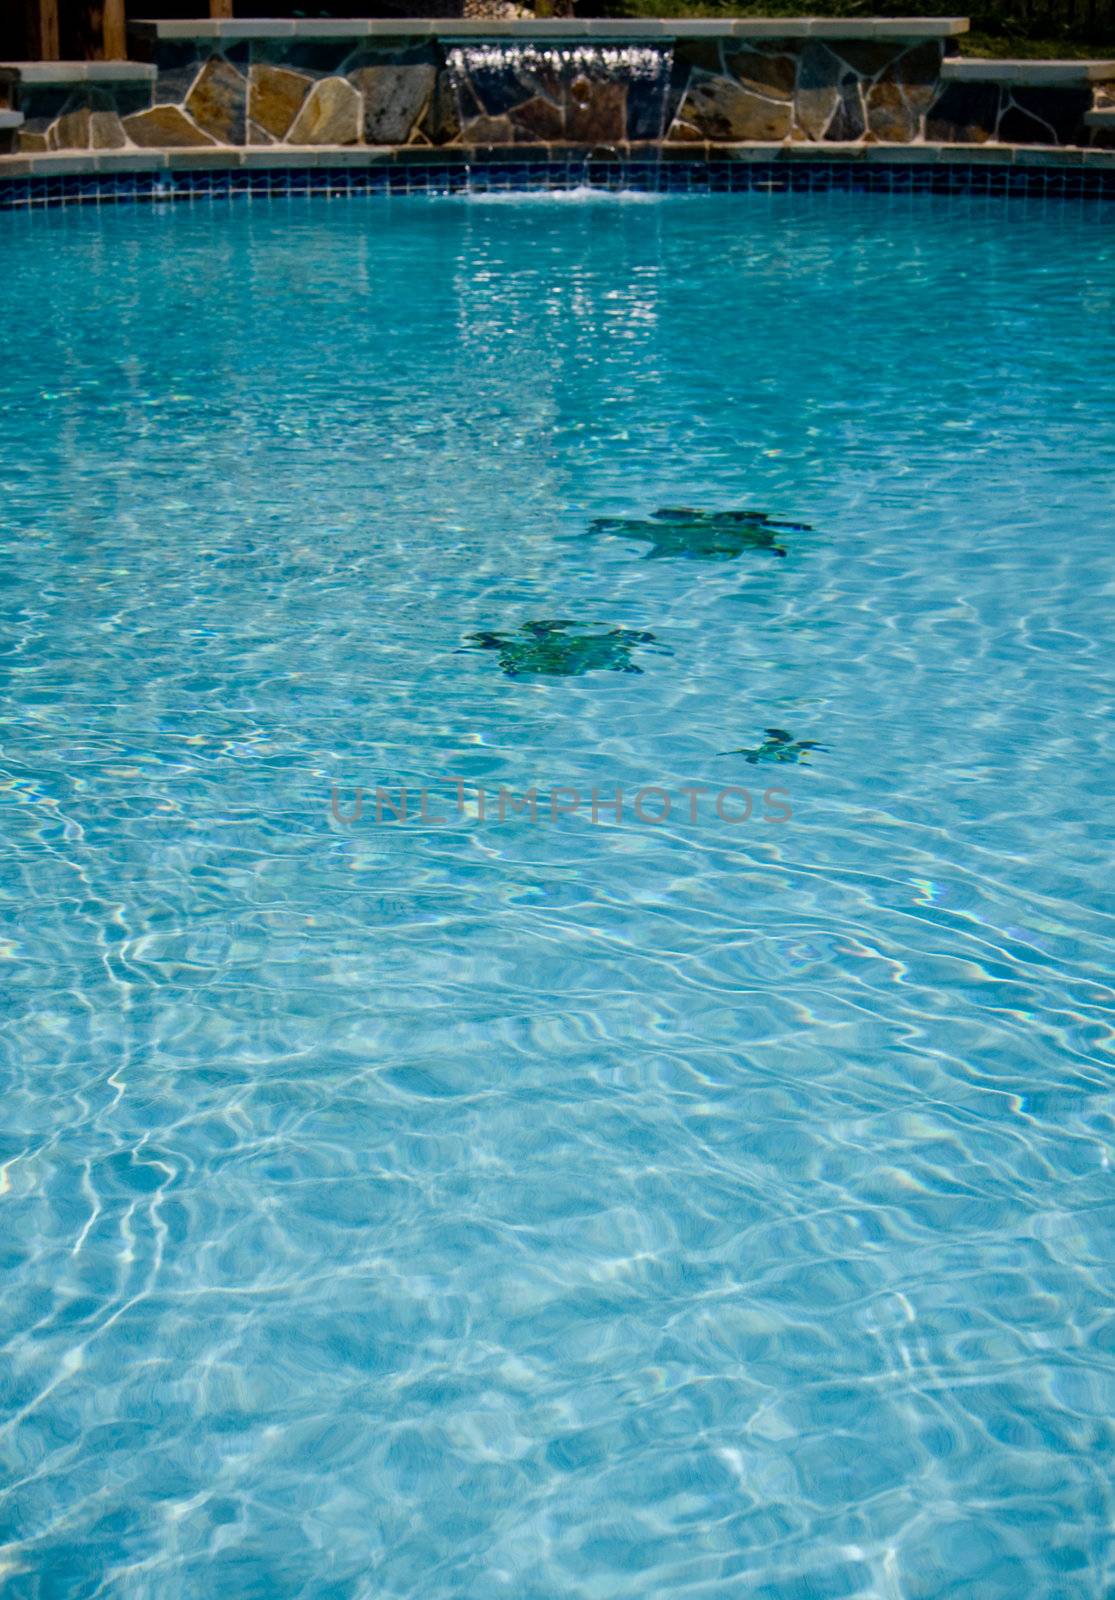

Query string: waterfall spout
[446,43,675,144]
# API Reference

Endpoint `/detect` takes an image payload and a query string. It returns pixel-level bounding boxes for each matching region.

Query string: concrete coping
[941,57,1115,85]
[0,60,157,84]
[3,141,1114,180]
[129,15,969,42]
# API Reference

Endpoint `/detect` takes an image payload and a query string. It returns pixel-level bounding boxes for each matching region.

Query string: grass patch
[960,31,1113,57]
[576,0,1115,57]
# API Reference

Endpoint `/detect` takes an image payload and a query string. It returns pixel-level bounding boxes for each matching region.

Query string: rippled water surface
[1,192,1114,1598]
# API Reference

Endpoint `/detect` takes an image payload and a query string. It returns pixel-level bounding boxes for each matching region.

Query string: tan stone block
[49,107,91,150]
[679,71,791,142]
[286,76,361,145]
[249,65,311,142]
[186,56,246,144]
[90,111,127,150]
[123,106,218,148]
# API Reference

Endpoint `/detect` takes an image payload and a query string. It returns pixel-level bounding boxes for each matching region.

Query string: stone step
[0,61,157,154]
[0,60,155,85]
[941,58,1115,87]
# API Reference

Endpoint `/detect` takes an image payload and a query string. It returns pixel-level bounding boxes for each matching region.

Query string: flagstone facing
[185,56,247,145]
[286,76,362,145]
[4,29,1112,153]
[249,66,312,142]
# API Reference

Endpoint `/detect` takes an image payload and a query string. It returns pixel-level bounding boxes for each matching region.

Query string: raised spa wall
[3,19,1114,157]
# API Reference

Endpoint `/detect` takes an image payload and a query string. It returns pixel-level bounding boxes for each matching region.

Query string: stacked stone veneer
[672,38,943,143]
[9,34,1111,153]
[926,78,1096,146]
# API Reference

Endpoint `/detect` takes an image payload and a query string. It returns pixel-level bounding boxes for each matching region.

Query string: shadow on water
[461,619,670,678]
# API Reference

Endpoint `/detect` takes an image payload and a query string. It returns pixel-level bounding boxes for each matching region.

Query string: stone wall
[18,80,152,151]
[670,38,942,144]
[926,80,1093,144]
[9,29,1112,153]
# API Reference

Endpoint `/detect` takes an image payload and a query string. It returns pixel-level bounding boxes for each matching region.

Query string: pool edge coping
[3,142,1114,182]
[126,15,971,42]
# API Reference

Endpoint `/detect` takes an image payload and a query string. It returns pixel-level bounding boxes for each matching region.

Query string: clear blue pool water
[1,192,1114,1598]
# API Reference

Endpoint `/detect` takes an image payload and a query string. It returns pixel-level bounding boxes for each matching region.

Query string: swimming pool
[1,191,1113,1597]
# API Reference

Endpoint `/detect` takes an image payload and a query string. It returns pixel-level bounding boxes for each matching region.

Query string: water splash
[447,43,672,81]
[460,186,666,204]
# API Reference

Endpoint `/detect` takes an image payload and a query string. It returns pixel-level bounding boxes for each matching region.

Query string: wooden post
[210,0,234,18]
[78,0,125,60]
[30,0,61,60]
[103,0,126,59]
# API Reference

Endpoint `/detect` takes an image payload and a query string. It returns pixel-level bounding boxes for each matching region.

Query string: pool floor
[1,192,1114,1598]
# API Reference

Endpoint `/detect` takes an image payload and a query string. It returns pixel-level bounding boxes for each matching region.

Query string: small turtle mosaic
[587,508,810,561]
[719,728,826,765]
[462,620,669,679]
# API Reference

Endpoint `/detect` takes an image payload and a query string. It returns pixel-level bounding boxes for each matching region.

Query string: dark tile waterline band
[3,154,1115,208]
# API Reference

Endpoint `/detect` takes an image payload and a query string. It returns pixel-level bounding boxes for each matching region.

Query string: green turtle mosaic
[463,620,668,679]
[719,728,826,764]
[587,508,810,561]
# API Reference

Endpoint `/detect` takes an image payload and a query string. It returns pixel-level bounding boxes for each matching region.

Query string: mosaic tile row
[3,157,1115,208]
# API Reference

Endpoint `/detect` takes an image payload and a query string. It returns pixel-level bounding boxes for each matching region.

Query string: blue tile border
[2,159,1115,209]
